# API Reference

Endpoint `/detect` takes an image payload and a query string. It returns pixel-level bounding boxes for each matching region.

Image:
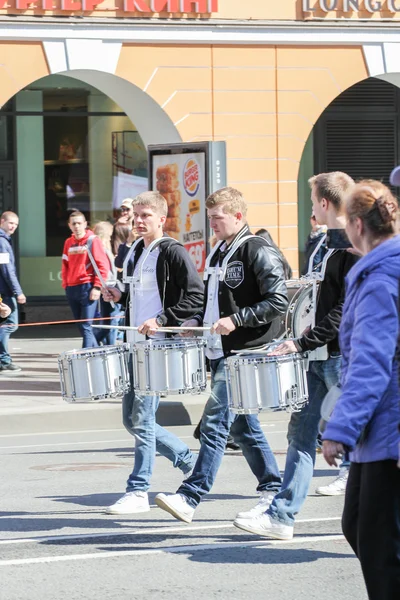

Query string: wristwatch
[156,315,164,327]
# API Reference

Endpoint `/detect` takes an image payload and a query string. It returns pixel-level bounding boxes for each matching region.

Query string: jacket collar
[225,224,251,250]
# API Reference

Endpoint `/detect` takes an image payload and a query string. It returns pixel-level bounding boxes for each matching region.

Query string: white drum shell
[58,344,130,403]
[226,353,308,415]
[133,338,207,395]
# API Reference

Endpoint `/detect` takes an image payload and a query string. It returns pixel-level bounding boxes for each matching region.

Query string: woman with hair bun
[322,180,400,600]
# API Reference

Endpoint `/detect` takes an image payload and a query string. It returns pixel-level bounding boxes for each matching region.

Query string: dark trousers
[342,460,400,600]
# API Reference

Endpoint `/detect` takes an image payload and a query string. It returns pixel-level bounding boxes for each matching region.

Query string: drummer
[234,171,358,540]
[155,186,288,524]
[101,191,204,515]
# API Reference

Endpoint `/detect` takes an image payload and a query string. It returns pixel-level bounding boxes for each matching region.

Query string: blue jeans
[268,355,342,525]
[178,357,282,508]
[94,299,121,346]
[65,283,99,348]
[0,296,18,366]
[123,360,195,491]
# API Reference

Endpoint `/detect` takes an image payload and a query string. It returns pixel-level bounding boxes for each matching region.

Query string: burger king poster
[151,150,207,272]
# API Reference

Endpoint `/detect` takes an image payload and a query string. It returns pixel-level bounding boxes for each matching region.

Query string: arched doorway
[0,71,181,313]
[297,76,400,271]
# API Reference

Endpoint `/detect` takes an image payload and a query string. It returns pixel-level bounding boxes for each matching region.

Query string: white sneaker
[235,492,275,520]
[234,513,293,540]
[106,491,150,515]
[315,467,349,496]
[155,493,195,523]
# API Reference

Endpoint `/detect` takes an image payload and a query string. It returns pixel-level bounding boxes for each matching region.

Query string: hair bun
[375,196,398,224]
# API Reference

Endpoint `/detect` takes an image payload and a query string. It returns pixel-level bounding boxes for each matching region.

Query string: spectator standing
[93,221,120,347]
[117,198,134,227]
[0,211,26,374]
[111,223,131,258]
[61,211,109,348]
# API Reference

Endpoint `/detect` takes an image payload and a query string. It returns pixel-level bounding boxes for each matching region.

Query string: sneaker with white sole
[155,493,195,523]
[235,492,275,520]
[315,467,349,496]
[106,491,150,515]
[234,512,294,540]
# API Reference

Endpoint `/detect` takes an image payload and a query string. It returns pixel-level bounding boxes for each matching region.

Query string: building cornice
[0,17,400,44]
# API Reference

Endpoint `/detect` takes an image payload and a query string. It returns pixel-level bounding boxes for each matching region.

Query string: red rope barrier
[0,314,125,328]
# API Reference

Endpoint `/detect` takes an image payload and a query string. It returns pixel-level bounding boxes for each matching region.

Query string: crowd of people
[1,173,399,599]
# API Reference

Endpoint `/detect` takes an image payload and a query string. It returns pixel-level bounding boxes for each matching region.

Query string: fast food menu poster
[152,152,206,272]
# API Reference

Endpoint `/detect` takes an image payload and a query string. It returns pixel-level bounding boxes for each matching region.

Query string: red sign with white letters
[0,0,218,14]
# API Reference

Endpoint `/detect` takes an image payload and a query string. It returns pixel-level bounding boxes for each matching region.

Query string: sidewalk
[0,326,290,435]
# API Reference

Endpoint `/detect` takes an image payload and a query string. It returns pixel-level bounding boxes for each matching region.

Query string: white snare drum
[58,344,130,403]
[132,338,207,395]
[226,352,309,414]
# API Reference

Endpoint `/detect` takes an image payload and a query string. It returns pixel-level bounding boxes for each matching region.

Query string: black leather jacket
[194,225,288,356]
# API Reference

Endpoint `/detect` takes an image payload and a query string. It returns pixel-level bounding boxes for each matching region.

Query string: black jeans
[342,460,400,600]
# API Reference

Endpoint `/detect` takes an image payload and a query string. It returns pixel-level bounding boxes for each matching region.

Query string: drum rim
[286,281,318,338]
[227,352,307,365]
[59,344,129,360]
[133,338,206,349]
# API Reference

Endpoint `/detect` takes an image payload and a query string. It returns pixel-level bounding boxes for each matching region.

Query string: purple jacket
[323,235,400,463]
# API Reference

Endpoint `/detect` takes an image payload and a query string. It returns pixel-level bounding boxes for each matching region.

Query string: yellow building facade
[0,0,398,303]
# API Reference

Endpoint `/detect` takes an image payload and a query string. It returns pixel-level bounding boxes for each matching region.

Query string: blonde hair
[346,180,398,238]
[309,172,355,211]
[132,191,168,217]
[93,221,113,251]
[205,187,247,219]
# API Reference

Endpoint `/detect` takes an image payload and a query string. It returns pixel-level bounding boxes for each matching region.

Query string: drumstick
[91,324,211,333]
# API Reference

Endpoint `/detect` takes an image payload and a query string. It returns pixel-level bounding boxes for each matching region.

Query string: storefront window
[5,75,148,297]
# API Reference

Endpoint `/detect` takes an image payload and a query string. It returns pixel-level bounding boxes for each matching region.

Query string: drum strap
[203,234,259,282]
[306,233,326,277]
[123,237,171,284]
[122,237,145,284]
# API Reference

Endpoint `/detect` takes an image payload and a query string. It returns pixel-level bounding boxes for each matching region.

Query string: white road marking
[0,433,287,451]
[0,421,284,440]
[0,517,342,545]
[0,429,128,439]
[0,534,346,567]
[0,439,132,450]
[0,432,288,451]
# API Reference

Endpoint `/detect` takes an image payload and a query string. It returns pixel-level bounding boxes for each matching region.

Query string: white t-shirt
[128,248,164,343]
[203,245,226,360]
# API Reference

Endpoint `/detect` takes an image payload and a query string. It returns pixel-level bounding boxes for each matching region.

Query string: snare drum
[226,352,308,415]
[132,338,207,395]
[58,344,130,403]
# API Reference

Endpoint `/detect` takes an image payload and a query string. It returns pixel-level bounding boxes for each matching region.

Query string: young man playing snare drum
[102,191,204,515]
[234,172,358,540]
[155,187,288,523]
